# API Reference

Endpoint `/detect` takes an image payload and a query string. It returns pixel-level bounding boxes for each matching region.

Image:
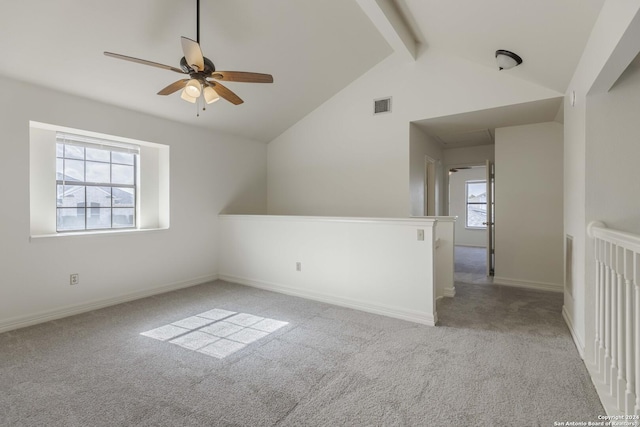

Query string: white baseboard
[493,276,563,293]
[0,274,218,334]
[436,287,456,300]
[585,361,624,417]
[443,287,456,297]
[219,274,437,326]
[562,305,585,359]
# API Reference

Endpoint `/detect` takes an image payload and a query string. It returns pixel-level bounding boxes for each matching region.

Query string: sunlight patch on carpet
[140,310,289,359]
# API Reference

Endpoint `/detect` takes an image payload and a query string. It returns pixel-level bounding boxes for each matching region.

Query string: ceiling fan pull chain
[201,84,206,111]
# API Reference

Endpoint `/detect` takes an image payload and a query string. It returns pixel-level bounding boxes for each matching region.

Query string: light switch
[417,229,424,241]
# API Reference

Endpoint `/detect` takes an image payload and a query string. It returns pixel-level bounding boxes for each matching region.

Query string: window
[466,180,487,228]
[56,132,139,232]
[30,121,170,237]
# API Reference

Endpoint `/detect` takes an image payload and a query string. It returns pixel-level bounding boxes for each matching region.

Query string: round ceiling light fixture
[495,50,523,70]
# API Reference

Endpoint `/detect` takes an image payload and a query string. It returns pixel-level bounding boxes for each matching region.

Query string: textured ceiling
[0,0,392,142]
[0,1,605,143]
[393,0,603,147]
[395,0,604,93]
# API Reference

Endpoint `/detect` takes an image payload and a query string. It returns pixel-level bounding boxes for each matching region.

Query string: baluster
[625,249,635,415]
[610,243,618,397]
[634,252,640,416]
[600,239,606,374]
[605,241,612,386]
[617,245,626,410]
[595,238,602,368]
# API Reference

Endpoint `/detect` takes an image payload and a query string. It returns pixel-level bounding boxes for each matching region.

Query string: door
[485,160,495,276]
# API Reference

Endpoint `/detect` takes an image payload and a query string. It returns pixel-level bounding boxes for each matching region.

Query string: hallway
[454,246,493,285]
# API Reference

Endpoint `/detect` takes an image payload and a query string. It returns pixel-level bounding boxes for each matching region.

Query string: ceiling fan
[449,167,471,173]
[104,0,273,112]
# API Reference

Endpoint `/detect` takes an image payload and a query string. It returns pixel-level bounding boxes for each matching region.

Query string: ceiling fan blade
[104,52,185,74]
[211,71,274,83]
[181,36,204,71]
[157,79,189,95]
[207,81,244,105]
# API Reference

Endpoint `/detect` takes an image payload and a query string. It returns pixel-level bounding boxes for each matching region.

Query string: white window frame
[55,132,140,232]
[29,121,171,238]
[465,179,487,229]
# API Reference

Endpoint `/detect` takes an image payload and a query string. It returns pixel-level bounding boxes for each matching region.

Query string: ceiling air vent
[373,97,392,115]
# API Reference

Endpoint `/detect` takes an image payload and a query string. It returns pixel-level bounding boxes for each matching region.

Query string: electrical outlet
[417,229,424,241]
[296,262,302,272]
[70,273,79,286]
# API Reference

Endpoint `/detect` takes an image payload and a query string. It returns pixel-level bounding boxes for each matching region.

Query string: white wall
[0,76,267,331]
[443,144,495,168]
[494,122,564,292]
[218,215,445,325]
[448,167,486,247]
[434,218,456,299]
[586,55,640,234]
[409,123,443,216]
[267,50,561,217]
[563,0,640,359]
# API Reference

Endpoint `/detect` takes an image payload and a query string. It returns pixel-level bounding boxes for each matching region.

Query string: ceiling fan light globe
[180,89,197,103]
[185,79,202,97]
[204,86,220,104]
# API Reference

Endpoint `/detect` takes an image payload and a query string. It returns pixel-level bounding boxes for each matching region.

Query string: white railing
[587,221,640,415]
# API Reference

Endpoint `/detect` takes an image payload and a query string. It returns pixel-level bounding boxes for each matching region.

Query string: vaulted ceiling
[0,1,605,143]
[0,0,391,142]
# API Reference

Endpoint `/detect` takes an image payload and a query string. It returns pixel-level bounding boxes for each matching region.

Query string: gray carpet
[455,245,487,275]
[0,280,603,426]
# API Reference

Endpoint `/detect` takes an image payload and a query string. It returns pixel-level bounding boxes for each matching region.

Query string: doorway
[447,164,493,284]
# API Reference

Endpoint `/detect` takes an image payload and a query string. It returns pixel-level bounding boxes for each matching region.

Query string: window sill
[29,227,169,241]
[465,227,487,231]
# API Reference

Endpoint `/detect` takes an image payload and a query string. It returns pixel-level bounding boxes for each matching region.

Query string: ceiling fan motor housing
[180,56,215,75]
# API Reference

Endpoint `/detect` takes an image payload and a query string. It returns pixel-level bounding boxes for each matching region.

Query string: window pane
[57,185,85,207]
[86,147,110,162]
[112,152,134,165]
[112,164,134,185]
[56,158,64,180]
[467,204,487,228]
[64,159,84,181]
[113,208,135,228]
[467,182,486,203]
[55,142,138,232]
[113,187,135,207]
[85,161,110,183]
[57,208,85,231]
[87,186,112,208]
[87,208,112,230]
[64,145,84,160]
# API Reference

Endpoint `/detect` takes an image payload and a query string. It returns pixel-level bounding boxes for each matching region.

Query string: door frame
[445,162,494,277]
[485,160,495,276]
[424,156,437,216]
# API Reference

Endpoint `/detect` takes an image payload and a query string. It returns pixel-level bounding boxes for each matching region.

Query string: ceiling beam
[589,6,640,95]
[356,0,417,61]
